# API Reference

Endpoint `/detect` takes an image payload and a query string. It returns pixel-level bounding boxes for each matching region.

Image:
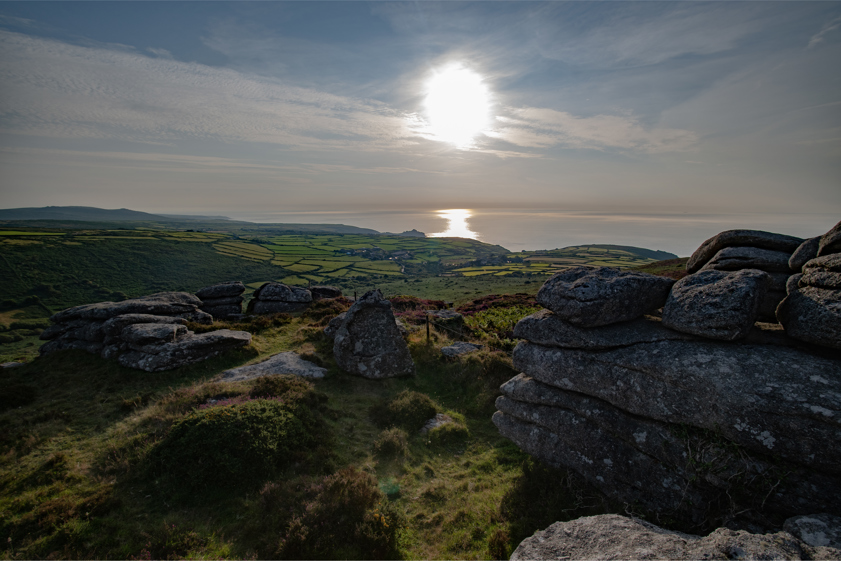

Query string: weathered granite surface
[776,286,841,350]
[817,220,841,257]
[790,237,821,271]
[536,267,674,327]
[701,246,793,273]
[118,329,251,372]
[441,341,483,357]
[687,230,804,273]
[195,281,245,300]
[662,269,769,340]
[510,515,840,561]
[512,340,841,473]
[784,514,841,549]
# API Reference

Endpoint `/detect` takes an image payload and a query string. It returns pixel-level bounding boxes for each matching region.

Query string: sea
[229,209,839,258]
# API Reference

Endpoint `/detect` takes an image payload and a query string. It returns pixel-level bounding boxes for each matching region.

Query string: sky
[0,1,839,249]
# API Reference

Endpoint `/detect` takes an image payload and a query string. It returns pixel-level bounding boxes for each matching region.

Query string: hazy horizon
[1,2,839,235]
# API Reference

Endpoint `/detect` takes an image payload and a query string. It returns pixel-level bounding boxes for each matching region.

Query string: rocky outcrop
[196,281,245,319]
[686,230,804,273]
[536,267,674,328]
[495,255,841,532]
[246,282,312,314]
[220,351,326,381]
[332,289,414,379]
[118,329,251,372]
[510,515,840,561]
[40,292,250,371]
[777,222,841,350]
[661,269,769,340]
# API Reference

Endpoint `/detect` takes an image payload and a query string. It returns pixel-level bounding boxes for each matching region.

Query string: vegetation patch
[370,390,438,432]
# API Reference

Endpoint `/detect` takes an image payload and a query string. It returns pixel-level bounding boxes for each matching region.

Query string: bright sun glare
[424,64,491,148]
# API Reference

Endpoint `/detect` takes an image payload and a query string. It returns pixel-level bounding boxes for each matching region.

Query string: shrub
[148,399,320,492]
[273,467,402,559]
[456,293,537,316]
[301,297,352,322]
[373,428,408,460]
[427,421,470,447]
[370,390,437,432]
[389,295,447,312]
[132,522,207,560]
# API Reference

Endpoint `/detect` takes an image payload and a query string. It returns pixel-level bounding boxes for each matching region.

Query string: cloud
[0,30,414,150]
[485,108,697,153]
[808,15,841,49]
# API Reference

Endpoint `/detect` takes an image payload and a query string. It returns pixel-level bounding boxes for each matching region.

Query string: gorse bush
[267,467,403,560]
[373,428,408,460]
[370,390,437,432]
[148,398,320,493]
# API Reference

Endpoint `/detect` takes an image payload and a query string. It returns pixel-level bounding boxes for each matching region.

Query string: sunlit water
[230,208,838,257]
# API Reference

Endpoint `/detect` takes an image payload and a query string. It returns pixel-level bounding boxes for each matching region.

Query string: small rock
[662,269,769,340]
[195,281,245,300]
[0,362,24,369]
[536,266,674,328]
[776,286,841,350]
[790,237,822,271]
[686,230,804,273]
[310,286,343,300]
[420,413,454,433]
[441,341,483,357]
[220,351,327,381]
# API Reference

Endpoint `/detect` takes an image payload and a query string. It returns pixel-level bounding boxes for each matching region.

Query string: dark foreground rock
[220,351,326,381]
[536,267,674,327]
[784,513,841,549]
[495,375,841,528]
[510,515,840,561]
[662,269,769,340]
[818,220,841,257]
[687,230,804,273]
[333,289,414,379]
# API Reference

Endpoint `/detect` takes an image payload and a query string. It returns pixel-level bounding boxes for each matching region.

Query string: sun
[424,64,491,148]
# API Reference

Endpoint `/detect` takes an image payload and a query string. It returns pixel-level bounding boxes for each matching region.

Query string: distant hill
[0,206,380,235]
[575,244,677,261]
[0,206,179,222]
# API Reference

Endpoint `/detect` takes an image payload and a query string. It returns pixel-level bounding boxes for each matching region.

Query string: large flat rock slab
[513,340,841,473]
[220,351,327,381]
[514,310,694,349]
[118,329,251,372]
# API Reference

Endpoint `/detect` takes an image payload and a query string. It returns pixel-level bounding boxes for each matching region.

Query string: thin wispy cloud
[808,15,841,49]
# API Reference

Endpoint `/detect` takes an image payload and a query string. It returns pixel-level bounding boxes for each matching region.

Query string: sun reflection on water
[429,209,479,239]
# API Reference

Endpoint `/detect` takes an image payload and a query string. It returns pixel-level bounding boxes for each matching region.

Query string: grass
[0,303,622,560]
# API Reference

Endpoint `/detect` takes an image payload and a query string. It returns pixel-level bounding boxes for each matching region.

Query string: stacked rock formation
[778,220,841,350]
[40,292,251,372]
[686,230,804,321]
[246,282,312,314]
[195,281,245,319]
[332,289,415,379]
[510,514,841,561]
[494,265,841,531]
